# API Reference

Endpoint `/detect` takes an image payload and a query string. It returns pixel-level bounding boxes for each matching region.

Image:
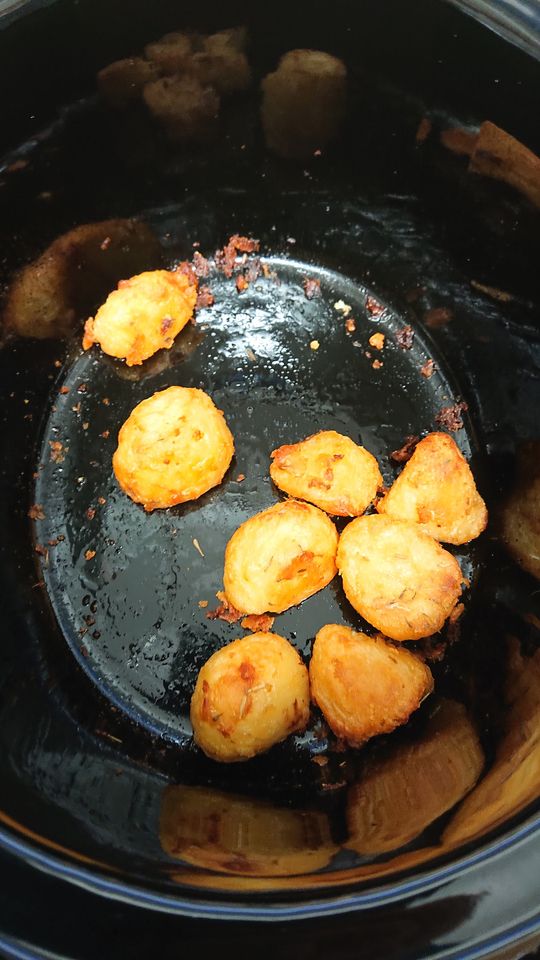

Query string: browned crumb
[49,440,64,463]
[215,235,260,278]
[396,325,414,349]
[82,422,89,431]
[192,250,210,277]
[262,263,278,281]
[77,383,87,393]
[100,236,111,250]
[100,430,110,439]
[54,359,62,368]
[98,496,107,506]
[369,332,385,350]
[59,386,69,395]
[102,397,110,406]
[345,317,356,334]
[421,358,436,379]
[245,259,262,283]
[372,359,383,370]
[86,507,96,520]
[28,504,45,520]
[196,285,215,308]
[72,402,81,413]
[365,295,384,317]
[435,401,468,432]
[424,307,453,329]
[206,590,243,623]
[470,280,513,303]
[34,544,49,560]
[440,127,478,157]
[84,549,96,561]
[303,277,321,300]
[236,473,246,482]
[241,613,275,632]
[390,435,420,464]
[198,600,209,608]
[415,117,432,144]
[236,274,249,293]
[312,754,329,767]
[48,538,60,546]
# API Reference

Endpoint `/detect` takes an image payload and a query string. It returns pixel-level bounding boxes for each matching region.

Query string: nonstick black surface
[0,0,539,909]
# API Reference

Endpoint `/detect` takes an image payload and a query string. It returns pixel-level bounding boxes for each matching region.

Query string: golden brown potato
[3,219,161,340]
[97,57,161,107]
[337,515,463,641]
[82,266,197,366]
[346,699,484,854]
[112,386,234,510]
[500,441,540,581]
[144,32,200,76]
[270,430,382,517]
[261,49,347,160]
[310,624,433,746]
[223,500,338,615]
[143,75,219,142]
[160,785,336,876]
[204,27,248,54]
[190,632,310,762]
[377,432,487,545]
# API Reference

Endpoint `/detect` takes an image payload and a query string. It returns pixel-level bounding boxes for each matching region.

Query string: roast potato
[190,632,310,762]
[144,31,199,76]
[160,785,336,876]
[82,266,197,366]
[377,432,487,544]
[270,430,382,517]
[346,699,484,854]
[113,386,234,510]
[143,74,220,143]
[223,499,338,614]
[309,624,433,746]
[337,514,463,641]
[97,57,161,107]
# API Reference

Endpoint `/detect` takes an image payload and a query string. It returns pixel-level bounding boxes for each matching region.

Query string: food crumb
[84,549,96,561]
[435,401,468,432]
[49,440,64,463]
[100,236,111,251]
[236,274,249,293]
[86,507,96,520]
[192,538,205,558]
[421,358,436,379]
[369,332,385,350]
[303,278,321,300]
[334,299,351,316]
[59,386,69,395]
[396,325,414,350]
[206,590,243,623]
[245,347,257,362]
[236,473,246,482]
[470,280,513,303]
[390,435,420,463]
[71,402,81,413]
[312,754,329,767]
[310,340,320,351]
[372,359,383,369]
[82,422,89,431]
[34,544,49,561]
[102,397,110,406]
[100,430,110,439]
[345,317,356,334]
[98,496,106,506]
[415,116,432,144]
[198,600,209,608]
[241,613,275,632]
[365,295,384,317]
[28,504,45,520]
[196,285,215,308]
[424,307,453,329]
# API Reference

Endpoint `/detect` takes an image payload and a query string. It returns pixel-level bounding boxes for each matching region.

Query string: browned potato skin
[270,430,382,517]
[377,432,487,545]
[190,632,310,762]
[113,386,234,511]
[160,785,337,876]
[310,624,433,747]
[223,499,338,615]
[82,267,197,366]
[337,515,463,641]
[2,219,161,340]
[500,441,540,580]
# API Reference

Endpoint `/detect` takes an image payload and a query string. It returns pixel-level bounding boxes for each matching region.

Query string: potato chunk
[223,500,338,615]
[337,515,463,641]
[377,432,487,545]
[112,386,234,510]
[160,784,336,876]
[270,430,382,517]
[346,699,484,854]
[310,624,433,746]
[82,266,197,366]
[97,57,161,107]
[144,31,199,76]
[190,632,310,762]
[500,441,540,581]
[190,50,251,96]
[261,49,347,159]
[143,75,219,142]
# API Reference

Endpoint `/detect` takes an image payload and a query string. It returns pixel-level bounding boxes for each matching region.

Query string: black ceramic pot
[0,1,539,957]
